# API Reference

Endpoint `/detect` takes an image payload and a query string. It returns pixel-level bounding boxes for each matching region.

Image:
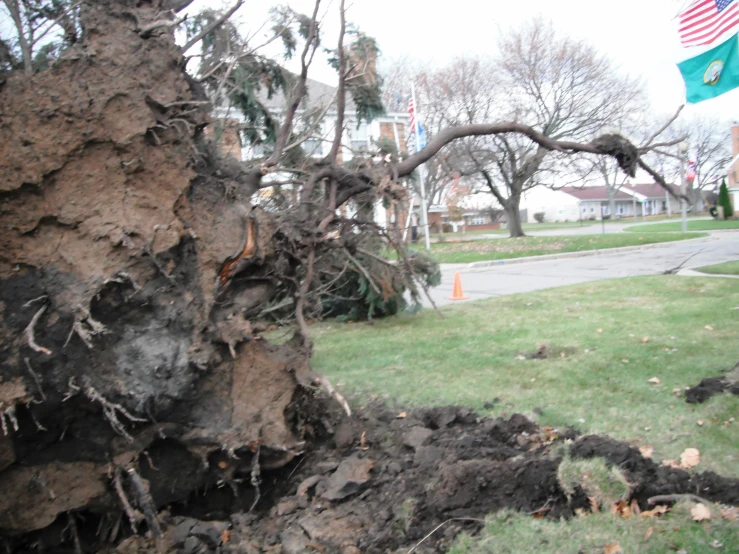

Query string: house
[208,77,413,235]
[427,205,501,232]
[726,123,739,210]
[522,183,681,223]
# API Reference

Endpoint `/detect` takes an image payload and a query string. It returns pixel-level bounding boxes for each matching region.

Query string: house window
[582,207,587,213]
[471,216,485,225]
[349,121,369,152]
[302,138,323,156]
[590,207,594,213]
[618,205,624,214]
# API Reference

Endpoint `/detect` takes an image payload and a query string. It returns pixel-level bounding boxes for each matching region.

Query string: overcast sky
[199,0,739,124]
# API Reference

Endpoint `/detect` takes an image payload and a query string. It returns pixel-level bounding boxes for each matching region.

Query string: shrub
[718,179,734,219]
[533,212,545,223]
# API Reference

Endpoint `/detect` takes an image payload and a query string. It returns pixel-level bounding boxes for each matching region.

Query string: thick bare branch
[328,0,346,162]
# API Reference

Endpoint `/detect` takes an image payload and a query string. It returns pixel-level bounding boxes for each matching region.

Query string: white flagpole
[411,82,431,251]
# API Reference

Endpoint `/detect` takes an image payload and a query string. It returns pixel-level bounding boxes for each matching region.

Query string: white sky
[198,0,739,123]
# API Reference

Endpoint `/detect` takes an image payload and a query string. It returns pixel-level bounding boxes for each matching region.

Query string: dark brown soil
[684,362,739,403]
[7,403,737,554]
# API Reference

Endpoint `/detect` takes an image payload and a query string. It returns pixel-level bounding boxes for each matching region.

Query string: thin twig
[317,375,351,417]
[641,104,684,149]
[182,0,244,52]
[407,518,486,553]
[248,443,261,513]
[114,469,143,532]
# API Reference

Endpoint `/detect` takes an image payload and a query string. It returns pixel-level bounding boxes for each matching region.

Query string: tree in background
[718,179,734,218]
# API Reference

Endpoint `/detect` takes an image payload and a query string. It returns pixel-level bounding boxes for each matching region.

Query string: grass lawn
[431,221,596,240]
[312,275,738,553]
[695,260,739,276]
[312,276,739,476]
[625,219,739,233]
[424,233,705,263]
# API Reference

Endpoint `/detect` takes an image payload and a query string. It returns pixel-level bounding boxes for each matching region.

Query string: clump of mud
[10,404,736,554]
[684,362,739,404]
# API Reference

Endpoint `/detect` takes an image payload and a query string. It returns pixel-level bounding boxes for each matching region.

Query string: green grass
[625,219,739,233]
[312,276,739,476]
[449,502,739,553]
[695,260,739,276]
[431,221,596,240]
[422,233,706,264]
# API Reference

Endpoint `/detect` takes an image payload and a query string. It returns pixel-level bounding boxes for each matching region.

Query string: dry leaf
[704,325,714,331]
[359,431,369,450]
[530,378,536,382]
[575,507,587,517]
[597,328,604,333]
[641,505,669,518]
[648,377,661,385]
[691,503,711,521]
[680,448,700,469]
[560,351,566,358]
[644,526,654,540]
[642,336,650,343]
[630,499,641,516]
[589,496,600,512]
[396,411,407,419]
[639,446,654,458]
[696,420,705,426]
[720,506,738,521]
[221,529,231,544]
[622,359,629,364]
[612,500,632,519]
[604,542,622,554]
[662,459,681,469]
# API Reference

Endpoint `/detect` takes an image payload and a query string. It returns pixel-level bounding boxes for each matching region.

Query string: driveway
[424,231,739,307]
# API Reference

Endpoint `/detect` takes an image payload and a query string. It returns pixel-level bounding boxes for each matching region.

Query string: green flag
[678,33,739,104]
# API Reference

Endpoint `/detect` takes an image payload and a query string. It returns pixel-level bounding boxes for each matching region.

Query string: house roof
[622,183,680,199]
[560,186,634,201]
[259,77,353,113]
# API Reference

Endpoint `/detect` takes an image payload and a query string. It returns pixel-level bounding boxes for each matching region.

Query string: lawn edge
[449,234,715,269]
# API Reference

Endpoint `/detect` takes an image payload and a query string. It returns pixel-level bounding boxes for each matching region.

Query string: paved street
[424,231,739,307]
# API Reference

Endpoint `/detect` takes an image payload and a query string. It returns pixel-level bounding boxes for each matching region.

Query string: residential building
[726,123,739,210]
[521,183,681,223]
[209,77,413,234]
[427,205,502,232]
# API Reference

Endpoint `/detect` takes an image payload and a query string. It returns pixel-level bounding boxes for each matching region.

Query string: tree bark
[504,197,525,237]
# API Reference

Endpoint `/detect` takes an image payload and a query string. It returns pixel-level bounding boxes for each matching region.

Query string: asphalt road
[424,231,739,307]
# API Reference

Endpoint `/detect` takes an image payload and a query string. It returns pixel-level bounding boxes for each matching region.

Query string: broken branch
[25,305,52,356]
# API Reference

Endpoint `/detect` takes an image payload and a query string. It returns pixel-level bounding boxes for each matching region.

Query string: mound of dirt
[684,362,739,403]
[9,404,737,554]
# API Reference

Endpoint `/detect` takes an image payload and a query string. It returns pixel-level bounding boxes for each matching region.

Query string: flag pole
[411,82,431,251]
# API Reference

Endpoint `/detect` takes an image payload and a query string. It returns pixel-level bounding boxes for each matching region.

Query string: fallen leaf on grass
[604,542,622,554]
[721,506,738,521]
[696,419,705,426]
[662,459,681,469]
[597,328,604,333]
[589,496,600,512]
[704,325,714,331]
[648,377,661,384]
[611,500,632,519]
[396,411,407,419]
[644,526,654,540]
[691,503,711,521]
[710,540,723,548]
[640,505,669,518]
[622,359,629,364]
[639,446,654,458]
[642,336,650,343]
[680,448,700,469]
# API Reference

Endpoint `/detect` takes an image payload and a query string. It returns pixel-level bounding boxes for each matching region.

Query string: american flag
[407,96,416,134]
[679,0,739,47]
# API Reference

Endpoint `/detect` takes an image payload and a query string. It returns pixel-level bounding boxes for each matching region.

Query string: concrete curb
[677,268,739,279]
[449,235,717,271]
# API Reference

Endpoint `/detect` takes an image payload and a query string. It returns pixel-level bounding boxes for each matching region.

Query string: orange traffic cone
[448,271,469,300]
